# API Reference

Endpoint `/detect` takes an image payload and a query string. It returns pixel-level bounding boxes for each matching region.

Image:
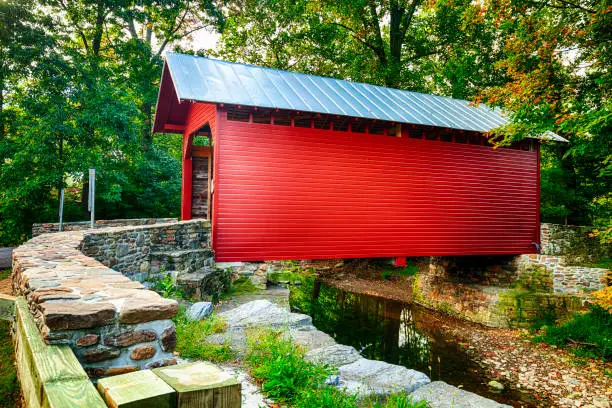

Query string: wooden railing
[0,294,106,408]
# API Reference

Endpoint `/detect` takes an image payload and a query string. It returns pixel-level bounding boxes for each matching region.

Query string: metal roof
[165,52,508,133]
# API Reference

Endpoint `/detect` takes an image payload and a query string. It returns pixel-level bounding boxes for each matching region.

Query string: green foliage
[0,321,19,408]
[173,307,235,362]
[245,329,427,407]
[151,274,185,299]
[533,306,612,361]
[246,329,331,402]
[381,262,418,280]
[220,276,260,299]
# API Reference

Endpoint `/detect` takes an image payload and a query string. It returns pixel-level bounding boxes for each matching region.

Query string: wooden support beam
[164,124,186,133]
[394,257,407,267]
[0,293,15,321]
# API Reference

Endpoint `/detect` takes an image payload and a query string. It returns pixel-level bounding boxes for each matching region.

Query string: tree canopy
[1,0,610,246]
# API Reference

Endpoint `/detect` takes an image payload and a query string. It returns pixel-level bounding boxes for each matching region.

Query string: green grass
[220,276,259,299]
[0,321,19,408]
[533,306,612,360]
[381,261,418,280]
[244,329,427,408]
[0,269,10,280]
[173,307,235,362]
[588,257,612,269]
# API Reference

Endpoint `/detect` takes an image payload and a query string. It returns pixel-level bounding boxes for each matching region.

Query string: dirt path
[321,274,612,408]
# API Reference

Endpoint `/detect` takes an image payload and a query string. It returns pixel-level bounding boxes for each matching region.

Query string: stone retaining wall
[32,218,177,237]
[518,254,608,294]
[540,223,611,264]
[412,257,585,328]
[10,220,210,377]
[80,220,210,282]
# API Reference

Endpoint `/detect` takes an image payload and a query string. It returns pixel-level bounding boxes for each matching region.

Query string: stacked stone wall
[80,220,210,282]
[11,220,210,378]
[540,223,611,264]
[412,257,584,328]
[32,218,177,237]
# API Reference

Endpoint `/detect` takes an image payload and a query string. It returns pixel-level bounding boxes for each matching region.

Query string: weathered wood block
[97,369,177,408]
[153,362,241,408]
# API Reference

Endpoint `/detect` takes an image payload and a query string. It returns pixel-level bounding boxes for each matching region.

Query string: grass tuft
[173,307,235,362]
[244,329,427,408]
[533,306,612,360]
[0,321,19,407]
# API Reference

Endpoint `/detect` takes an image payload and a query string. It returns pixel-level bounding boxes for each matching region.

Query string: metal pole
[58,188,65,232]
[89,168,95,228]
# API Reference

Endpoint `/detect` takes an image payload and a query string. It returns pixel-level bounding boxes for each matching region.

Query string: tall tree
[212,0,507,95]
[479,0,611,225]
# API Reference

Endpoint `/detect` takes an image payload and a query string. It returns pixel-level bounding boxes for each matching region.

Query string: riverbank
[318,271,611,408]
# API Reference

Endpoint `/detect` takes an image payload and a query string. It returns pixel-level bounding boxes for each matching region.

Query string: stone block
[410,381,511,407]
[130,345,156,360]
[119,298,178,324]
[305,344,362,367]
[104,330,157,347]
[161,326,177,352]
[186,302,214,321]
[41,302,116,331]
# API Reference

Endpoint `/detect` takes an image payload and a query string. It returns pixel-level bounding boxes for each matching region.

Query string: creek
[288,278,540,407]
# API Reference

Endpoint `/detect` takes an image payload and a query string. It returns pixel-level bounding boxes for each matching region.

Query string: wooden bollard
[153,362,241,408]
[97,369,176,407]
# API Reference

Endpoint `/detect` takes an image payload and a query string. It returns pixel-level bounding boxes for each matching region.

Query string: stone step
[150,248,214,275]
[176,266,231,300]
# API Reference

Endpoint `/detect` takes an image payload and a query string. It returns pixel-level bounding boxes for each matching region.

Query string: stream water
[288,279,540,407]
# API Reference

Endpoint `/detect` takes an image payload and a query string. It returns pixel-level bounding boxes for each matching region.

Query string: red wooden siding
[181,103,216,220]
[212,114,539,262]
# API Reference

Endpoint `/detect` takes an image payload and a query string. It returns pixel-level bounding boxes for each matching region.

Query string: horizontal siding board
[213,120,538,261]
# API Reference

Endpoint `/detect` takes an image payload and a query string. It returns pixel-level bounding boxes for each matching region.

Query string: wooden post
[153,362,241,408]
[97,370,176,408]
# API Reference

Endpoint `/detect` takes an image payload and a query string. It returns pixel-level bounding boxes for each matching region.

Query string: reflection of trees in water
[398,308,431,372]
[289,280,538,408]
[291,278,432,371]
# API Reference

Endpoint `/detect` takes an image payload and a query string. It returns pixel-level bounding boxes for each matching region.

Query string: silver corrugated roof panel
[166,52,508,132]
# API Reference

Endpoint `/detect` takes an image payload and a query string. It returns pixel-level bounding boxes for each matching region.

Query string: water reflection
[289,278,538,407]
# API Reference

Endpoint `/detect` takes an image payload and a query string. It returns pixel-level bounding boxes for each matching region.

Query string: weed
[293,387,358,408]
[244,329,427,408]
[173,307,235,362]
[221,276,259,299]
[245,329,330,402]
[367,393,429,408]
[0,321,19,407]
[152,274,185,299]
[533,306,612,360]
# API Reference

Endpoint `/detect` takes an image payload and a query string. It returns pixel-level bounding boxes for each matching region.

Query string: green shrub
[173,308,235,362]
[246,329,330,402]
[244,329,428,408]
[294,387,358,408]
[152,274,185,299]
[533,306,612,360]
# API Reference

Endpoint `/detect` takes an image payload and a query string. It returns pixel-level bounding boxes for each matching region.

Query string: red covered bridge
[153,53,541,262]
